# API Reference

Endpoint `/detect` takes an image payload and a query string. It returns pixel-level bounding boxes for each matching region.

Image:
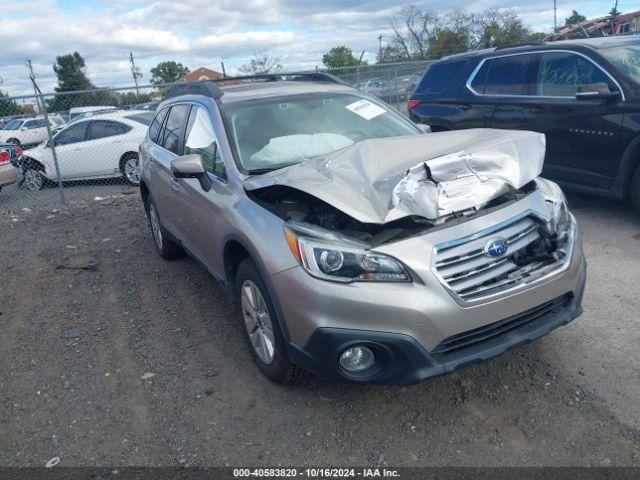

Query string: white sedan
[0,116,64,148]
[19,110,153,191]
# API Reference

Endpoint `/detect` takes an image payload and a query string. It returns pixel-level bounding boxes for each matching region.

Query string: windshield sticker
[345,99,386,120]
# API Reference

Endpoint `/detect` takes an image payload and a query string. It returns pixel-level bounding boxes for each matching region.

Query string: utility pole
[26,62,65,203]
[553,0,558,33]
[25,60,42,114]
[129,52,142,98]
[377,34,383,57]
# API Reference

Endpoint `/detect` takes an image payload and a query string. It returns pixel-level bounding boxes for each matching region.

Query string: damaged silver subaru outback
[139,74,586,385]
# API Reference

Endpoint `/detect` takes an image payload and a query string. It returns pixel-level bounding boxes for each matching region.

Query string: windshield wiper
[247,167,279,175]
[247,162,300,175]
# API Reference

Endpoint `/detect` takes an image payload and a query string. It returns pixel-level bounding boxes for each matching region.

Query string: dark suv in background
[408,37,640,213]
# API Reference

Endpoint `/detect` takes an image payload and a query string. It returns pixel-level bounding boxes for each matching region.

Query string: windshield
[3,119,23,130]
[222,93,419,173]
[601,44,640,82]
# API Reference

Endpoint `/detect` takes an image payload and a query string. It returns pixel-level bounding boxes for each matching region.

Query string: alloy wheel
[240,279,275,365]
[124,157,140,185]
[22,169,43,191]
[149,203,163,250]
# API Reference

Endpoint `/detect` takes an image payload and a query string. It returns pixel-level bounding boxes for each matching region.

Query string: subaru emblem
[484,238,508,258]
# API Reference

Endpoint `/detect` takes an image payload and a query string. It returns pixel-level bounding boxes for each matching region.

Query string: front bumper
[270,191,586,385]
[286,261,585,385]
[0,163,18,187]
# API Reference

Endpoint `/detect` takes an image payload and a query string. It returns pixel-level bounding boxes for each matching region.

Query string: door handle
[457,104,472,111]
[528,106,546,114]
[171,178,181,191]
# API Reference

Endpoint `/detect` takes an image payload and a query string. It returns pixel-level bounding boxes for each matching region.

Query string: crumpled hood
[243,129,545,224]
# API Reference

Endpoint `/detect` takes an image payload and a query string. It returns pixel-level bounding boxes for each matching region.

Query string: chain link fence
[0,60,432,223]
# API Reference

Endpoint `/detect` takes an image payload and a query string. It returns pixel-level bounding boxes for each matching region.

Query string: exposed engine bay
[248,183,538,246]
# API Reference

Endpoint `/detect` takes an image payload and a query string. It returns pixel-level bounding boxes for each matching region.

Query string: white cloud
[0,0,636,96]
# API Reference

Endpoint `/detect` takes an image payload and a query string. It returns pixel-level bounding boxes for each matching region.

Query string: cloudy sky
[0,0,632,96]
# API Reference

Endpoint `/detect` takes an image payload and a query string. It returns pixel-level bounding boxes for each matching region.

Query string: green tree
[0,90,24,116]
[527,32,548,42]
[115,91,153,107]
[48,52,116,112]
[565,10,587,25]
[150,61,190,85]
[53,52,95,92]
[239,53,283,75]
[322,46,361,69]
[376,45,406,63]
[476,9,530,48]
[427,28,468,59]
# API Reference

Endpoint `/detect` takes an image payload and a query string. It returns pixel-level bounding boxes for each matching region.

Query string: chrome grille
[433,215,565,302]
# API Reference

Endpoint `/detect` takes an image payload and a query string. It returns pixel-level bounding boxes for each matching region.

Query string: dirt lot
[0,185,639,467]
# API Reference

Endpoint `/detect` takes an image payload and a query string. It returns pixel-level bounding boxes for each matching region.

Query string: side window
[183,106,225,178]
[471,54,535,95]
[149,107,169,144]
[86,120,131,140]
[55,122,88,145]
[536,52,612,97]
[23,120,37,129]
[162,105,191,154]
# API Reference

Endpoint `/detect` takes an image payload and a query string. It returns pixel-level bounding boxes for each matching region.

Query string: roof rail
[214,71,351,86]
[164,72,351,101]
[495,41,545,50]
[165,81,224,100]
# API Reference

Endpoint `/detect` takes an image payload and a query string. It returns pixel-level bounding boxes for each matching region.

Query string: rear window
[125,113,155,126]
[416,61,465,94]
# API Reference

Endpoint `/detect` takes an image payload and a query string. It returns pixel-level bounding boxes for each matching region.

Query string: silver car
[139,75,586,385]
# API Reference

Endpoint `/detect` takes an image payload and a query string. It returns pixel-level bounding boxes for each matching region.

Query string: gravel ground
[0,184,639,468]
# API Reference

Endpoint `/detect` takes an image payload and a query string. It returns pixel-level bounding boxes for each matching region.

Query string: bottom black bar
[0,467,639,480]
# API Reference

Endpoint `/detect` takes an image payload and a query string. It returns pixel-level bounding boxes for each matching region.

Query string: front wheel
[630,166,640,215]
[21,168,44,191]
[235,258,306,384]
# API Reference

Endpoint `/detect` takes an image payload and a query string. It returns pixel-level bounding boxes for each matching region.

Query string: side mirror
[170,153,212,192]
[575,83,620,101]
[416,123,431,134]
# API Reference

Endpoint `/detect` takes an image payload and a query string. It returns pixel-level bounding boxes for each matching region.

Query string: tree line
[1,5,590,115]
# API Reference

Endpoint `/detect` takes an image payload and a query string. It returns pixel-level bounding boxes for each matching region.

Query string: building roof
[180,67,225,82]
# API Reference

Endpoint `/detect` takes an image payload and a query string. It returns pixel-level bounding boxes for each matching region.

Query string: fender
[221,231,293,342]
[613,134,640,199]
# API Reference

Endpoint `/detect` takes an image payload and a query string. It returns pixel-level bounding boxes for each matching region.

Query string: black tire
[235,257,306,384]
[6,138,20,146]
[144,195,183,260]
[120,153,141,186]
[631,166,640,215]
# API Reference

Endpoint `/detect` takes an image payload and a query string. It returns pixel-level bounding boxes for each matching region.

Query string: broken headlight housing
[284,224,410,283]
[537,178,571,238]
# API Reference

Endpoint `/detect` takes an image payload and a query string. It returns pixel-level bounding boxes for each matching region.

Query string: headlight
[537,179,571,237]
[284,225,410,283]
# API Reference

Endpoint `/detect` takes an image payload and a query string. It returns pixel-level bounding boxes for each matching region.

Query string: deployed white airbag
[249,133,353,166]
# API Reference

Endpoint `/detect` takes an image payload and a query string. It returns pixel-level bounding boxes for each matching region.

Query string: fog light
[339,346,375,373]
